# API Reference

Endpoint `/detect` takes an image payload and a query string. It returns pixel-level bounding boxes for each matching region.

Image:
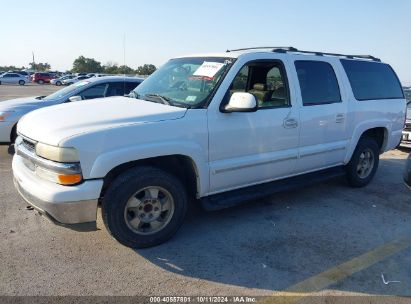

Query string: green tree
[0,65,21,71]
[103,62,119,74]
[72,56,103,73]
[103,63,135,75]
[135,64,156,75]
[29,62,51,71]
[117,65,134,74]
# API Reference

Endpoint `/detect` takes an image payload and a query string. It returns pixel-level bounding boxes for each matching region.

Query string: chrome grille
[22,139,36,152]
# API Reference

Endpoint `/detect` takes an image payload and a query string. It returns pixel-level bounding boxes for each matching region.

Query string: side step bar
[201,166,346,211]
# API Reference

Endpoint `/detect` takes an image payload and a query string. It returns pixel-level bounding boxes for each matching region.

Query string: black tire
[56,81,62,86]
[18,80,25,85]
[102,166,188,248]
[346,137,379,187]
[0,81,2,85]
[37,80,44,84]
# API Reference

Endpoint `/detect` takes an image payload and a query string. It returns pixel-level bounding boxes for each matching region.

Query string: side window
[231,66,249,91]
[79,83,108,100]
[340,59,403,100]
[229,61,289,108]
[126,82,140,94]
[106,82,126,97]
[295,61,341,106]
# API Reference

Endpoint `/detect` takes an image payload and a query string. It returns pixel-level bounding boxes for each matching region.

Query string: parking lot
[0,84,411,301]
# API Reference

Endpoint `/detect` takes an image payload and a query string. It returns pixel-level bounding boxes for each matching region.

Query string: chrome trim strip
[212,155,298,174]
[299,145,346,158]
[16,140,81,175]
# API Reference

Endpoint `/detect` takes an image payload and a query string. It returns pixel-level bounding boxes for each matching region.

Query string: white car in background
[50,75,76,86]
[0,76,144,143]
[62,75,90,85]
[0,73,29,85]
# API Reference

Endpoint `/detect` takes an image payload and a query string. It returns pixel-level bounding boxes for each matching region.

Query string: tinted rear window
[341,59,403,100]
[295,61,341,106]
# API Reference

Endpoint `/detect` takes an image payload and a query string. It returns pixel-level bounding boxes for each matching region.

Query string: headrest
[253,83,267,90]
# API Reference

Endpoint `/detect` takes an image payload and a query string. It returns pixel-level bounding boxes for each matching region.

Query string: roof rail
[226,46,381,62]
[290,50,381,62]
[226,47,298,52]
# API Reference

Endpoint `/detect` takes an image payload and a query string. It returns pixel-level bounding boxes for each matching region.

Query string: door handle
[336,113,345,123]
[283,118,298,129]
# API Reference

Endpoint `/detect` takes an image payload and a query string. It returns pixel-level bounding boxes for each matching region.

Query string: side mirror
[223,92,258,113]
[68,96,82,102]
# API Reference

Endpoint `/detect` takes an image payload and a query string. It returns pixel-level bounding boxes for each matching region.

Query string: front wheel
[346,137,379,187]
[56,81,62,86]
[102,166,188,248]
[18,80,25,85]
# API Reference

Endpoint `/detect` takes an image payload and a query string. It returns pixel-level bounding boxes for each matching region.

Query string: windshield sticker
[185,96,197,102]
[189,75,214,81]
[193,61,225,78]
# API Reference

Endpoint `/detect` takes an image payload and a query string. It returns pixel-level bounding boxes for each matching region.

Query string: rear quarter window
[341,59,404,100]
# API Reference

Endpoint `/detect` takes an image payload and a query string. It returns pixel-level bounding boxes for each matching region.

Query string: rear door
[292,58,349,172]
[2,73,15,83]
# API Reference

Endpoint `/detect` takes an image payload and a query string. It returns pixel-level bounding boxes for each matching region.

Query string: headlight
[0,111,15,121]
[35,142,79,163]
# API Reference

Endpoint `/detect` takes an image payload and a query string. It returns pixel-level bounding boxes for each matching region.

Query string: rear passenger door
[293,59,349,172]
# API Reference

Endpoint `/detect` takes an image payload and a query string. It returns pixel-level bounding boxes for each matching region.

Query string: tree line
[0,56,157,75]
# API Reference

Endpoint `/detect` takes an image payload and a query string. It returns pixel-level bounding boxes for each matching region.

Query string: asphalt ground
[0,84,410,303]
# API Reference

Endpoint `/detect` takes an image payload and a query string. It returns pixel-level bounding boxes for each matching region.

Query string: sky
[1,0,411,84]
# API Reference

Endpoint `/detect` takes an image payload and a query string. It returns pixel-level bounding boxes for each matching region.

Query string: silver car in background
[62,75,90,85]
[0,73,29,85]
[50,75,76,86]
[0,76,144,144]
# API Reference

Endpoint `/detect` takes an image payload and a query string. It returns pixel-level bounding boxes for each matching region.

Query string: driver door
[207,59,300,194]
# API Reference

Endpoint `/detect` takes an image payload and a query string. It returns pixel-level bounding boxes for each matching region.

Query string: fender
[344,119,390,163]
[88,139,209,196]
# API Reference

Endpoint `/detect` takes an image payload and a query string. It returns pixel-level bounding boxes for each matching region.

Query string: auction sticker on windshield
[193,62,225,78]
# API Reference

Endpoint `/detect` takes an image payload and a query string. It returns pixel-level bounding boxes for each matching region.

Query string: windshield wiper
[144,93,172,106]
[35,96,46,100]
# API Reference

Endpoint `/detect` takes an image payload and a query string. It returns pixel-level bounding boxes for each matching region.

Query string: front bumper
[12,154,103,224]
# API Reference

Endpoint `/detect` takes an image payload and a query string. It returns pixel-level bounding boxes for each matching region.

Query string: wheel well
[361,127,387,152]
[100,155,199,200]
[10,124,17,142]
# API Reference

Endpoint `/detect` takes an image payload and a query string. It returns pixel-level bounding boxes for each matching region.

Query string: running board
[201,166,346,211]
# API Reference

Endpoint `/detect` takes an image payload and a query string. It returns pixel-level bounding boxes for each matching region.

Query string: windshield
[132,57,234,108]
[43,81,90,101]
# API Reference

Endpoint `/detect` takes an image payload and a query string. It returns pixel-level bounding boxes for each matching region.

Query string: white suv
[12,47,406,248]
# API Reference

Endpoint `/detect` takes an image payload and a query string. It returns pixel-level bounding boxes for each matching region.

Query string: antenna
[123,33,126,93]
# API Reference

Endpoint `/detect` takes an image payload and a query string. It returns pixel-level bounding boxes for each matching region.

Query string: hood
[17,97,187,145]
[0,96,43,110]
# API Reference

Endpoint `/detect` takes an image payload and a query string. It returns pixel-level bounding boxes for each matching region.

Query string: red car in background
[31,72,54,84]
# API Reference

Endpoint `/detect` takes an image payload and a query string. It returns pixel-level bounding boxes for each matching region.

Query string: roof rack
[226,47,381,62]
[226,47,298,52]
